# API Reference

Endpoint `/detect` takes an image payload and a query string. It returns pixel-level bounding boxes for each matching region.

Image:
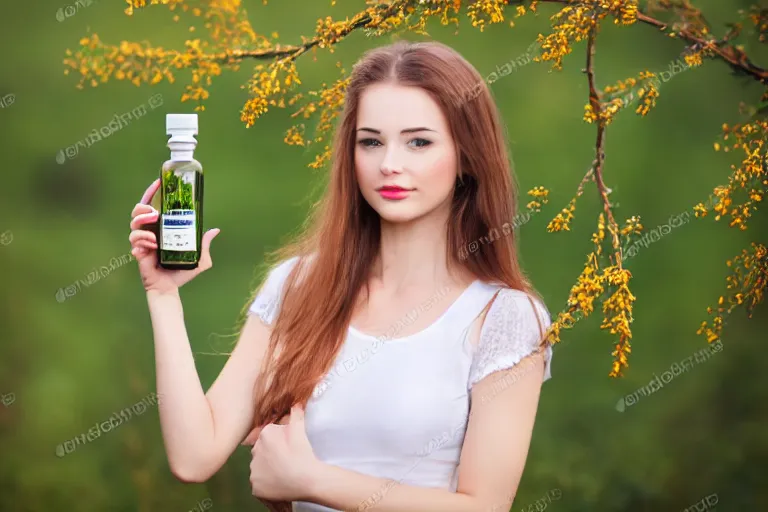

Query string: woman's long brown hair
[246,39,544,437]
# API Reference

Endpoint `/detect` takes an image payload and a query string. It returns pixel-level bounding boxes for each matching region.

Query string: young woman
[128,40,553,512]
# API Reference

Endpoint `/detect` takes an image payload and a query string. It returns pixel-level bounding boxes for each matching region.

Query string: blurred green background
[1,0,766,511]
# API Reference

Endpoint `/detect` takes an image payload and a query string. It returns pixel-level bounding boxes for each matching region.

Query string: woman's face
[354,82,458,224]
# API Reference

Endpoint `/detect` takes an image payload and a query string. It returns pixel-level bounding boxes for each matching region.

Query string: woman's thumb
[198,228,220,268]
[241,425,262,446]
[203,228,220,248]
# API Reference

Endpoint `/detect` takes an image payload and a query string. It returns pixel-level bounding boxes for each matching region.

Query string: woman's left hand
[249,404,322,502]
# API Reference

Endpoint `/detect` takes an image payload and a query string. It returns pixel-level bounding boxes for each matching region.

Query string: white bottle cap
[166,114,198,135]
[167,114,198,161]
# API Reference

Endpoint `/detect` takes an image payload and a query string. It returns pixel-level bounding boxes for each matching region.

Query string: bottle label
[161,209,197,251]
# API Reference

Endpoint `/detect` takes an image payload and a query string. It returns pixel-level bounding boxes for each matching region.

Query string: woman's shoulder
[270,254,301,278]
[475,281,545,302]
[468,284,554,386]
[249,253,315,324]
[267,251,317,281]
[481,284,551,327]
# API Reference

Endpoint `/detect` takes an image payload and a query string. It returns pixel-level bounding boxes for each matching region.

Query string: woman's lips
[378,187,412,200]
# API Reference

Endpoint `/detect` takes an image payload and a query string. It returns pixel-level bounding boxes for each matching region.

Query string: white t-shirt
[248,256,553,512]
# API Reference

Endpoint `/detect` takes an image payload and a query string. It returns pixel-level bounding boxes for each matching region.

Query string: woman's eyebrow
[356,127,437,134]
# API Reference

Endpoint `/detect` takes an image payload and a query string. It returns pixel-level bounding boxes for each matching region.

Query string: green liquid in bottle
[159,160,204,270]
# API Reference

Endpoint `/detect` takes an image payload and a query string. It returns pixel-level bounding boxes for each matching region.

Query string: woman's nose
[380,150,403,175]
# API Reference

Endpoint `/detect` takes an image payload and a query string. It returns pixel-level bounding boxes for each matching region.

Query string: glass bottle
[159,114,204,270]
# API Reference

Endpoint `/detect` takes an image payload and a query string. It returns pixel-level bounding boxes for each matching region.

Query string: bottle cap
[166,114,198,135]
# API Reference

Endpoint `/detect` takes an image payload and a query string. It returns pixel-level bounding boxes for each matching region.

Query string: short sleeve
[248,256,300,325]
[468,288,553,388]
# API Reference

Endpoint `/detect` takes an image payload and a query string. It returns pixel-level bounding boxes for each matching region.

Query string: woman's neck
[372,209,470,294]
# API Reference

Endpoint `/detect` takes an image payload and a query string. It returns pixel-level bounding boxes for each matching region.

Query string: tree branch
[584,15,622,262]
[204,1,408,64]
[531,0,768,84]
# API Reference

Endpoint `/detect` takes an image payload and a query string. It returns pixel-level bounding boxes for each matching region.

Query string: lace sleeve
[248,256,300,325]
[468,288,553,389]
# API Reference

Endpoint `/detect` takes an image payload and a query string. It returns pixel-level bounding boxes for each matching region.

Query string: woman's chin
[375,205,423,224]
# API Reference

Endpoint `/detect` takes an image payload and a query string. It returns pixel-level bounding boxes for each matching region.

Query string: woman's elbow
[169,460,215,483]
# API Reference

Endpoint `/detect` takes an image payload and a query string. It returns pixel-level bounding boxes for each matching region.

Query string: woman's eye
[408,138,432,148]
[358,138,381,148]
[357,138,431,148]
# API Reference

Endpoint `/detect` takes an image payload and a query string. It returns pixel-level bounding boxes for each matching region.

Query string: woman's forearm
[146,288,217,480]
[305,463,508,512]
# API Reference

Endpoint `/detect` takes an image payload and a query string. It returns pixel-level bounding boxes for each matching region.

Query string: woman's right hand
[129,178,220,294]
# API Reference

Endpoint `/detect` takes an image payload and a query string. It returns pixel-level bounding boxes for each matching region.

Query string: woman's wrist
[146,287,180,300]
[302,458,329,503]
